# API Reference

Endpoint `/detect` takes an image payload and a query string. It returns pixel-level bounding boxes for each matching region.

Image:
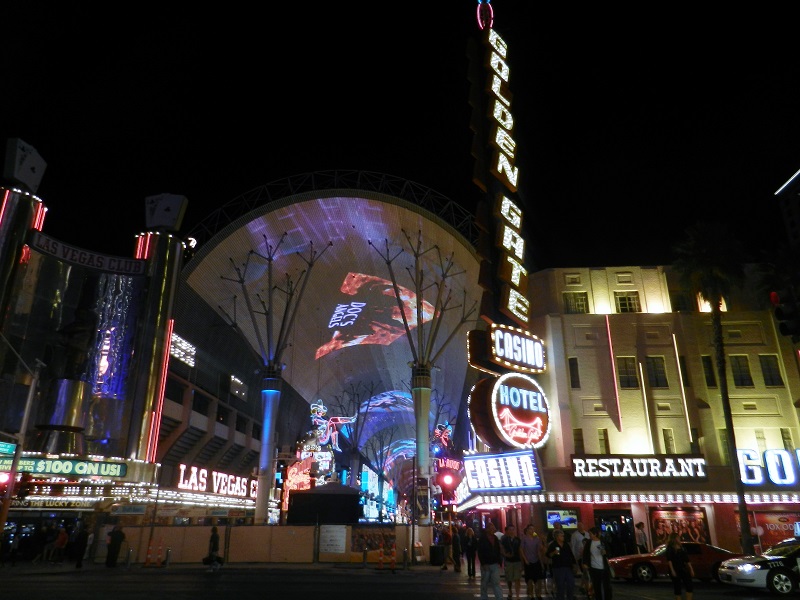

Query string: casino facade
[1,3,799,560]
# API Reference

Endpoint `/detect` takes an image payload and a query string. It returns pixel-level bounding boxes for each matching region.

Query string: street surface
[3,562,792,600]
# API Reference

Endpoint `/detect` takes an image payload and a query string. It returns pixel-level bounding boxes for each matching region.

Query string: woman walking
[666,532,694,600]
[464,527,478,578]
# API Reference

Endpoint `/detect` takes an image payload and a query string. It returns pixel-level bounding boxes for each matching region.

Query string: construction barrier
[144,538,165,568]
[390,542,396,572]
[378,542,384,569]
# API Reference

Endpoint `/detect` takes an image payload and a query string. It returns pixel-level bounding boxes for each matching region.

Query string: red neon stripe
[146,318,173,462]
[0,189,10,225]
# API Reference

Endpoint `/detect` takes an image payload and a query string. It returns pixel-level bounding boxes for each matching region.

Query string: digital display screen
[185,193,483,466]
[545,508,579,530]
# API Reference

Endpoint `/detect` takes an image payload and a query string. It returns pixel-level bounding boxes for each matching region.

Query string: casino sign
[468,372,551,450]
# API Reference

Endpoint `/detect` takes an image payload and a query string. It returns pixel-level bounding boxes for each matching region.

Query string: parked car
[718,537,800,595]
[607,542,745,583]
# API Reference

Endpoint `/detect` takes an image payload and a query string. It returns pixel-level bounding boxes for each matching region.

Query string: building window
[730,355,754,387]
[646,356,669,388]
[781,428,794,451]
[564,291,590,314]
[759,355,785,387]
[252,423,261,441]
[701,355,717,387]
[670,292,694,312]
[718,429,730,465]
[598,429,610,454]
[235,414,248,434]
[678,356,690,387]
[755,429,767,454]
[616,356,639,389]
[573,429,585,455]
[614,291,641,313]
[662,428,676,453]
[216,405,230,425]
[568,357,581,388]
[192,391,211,416]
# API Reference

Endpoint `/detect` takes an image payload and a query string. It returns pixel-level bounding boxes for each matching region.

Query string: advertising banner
[648,507,709,547]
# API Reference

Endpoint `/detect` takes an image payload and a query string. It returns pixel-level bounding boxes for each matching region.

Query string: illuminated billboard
[184,188,483,466]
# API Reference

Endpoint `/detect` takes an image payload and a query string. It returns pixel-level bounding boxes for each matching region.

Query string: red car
[607,542,745,583]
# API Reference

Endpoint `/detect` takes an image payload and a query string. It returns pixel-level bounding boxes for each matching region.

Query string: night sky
[2,4,799,269]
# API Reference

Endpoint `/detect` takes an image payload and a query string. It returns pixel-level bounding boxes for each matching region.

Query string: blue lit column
[256,368,282,523]
[412,365,432,525]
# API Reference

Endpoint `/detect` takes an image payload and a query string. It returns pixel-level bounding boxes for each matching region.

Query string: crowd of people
[0,519,98,568]
[434,519,673,600]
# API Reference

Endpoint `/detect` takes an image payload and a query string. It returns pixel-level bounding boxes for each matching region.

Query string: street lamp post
[0,332,44,531]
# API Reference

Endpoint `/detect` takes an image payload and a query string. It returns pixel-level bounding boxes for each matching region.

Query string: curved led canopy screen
[184,190,483,466]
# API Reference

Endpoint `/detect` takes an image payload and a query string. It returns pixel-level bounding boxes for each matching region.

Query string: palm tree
[672,220,754,554]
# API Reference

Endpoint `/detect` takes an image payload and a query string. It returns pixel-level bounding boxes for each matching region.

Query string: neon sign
[484,30,518,192]
[468,372,551,450]
[739,448,800,486]
[470,26,531,327]
[476,0,493,30]
[571,455,707,480]
[468,323,544,375]
[464,450,543,493]
[177,463,257,498]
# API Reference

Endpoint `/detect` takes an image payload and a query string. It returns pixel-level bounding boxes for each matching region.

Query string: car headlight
[736,564,761,573]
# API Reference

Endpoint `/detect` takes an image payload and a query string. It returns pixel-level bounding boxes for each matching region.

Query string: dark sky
[2,4,799,269]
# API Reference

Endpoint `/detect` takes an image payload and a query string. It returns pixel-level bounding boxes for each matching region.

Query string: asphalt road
[4,562,792,600]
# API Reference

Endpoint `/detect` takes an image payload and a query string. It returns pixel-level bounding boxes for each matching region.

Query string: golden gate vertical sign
[468,8,530,329]
[467,4,548,452]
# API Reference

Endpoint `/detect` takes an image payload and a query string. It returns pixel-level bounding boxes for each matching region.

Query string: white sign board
[319,525,347,554]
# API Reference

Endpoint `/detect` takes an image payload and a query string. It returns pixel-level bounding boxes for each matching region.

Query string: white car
[717,538,800,595]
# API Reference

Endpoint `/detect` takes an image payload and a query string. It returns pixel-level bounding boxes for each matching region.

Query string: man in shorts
[501,525,523,600]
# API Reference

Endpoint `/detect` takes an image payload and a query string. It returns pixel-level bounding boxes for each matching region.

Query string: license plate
[720,574,731,582]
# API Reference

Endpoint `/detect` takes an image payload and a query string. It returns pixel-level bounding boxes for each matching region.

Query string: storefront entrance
[593,509,636,557]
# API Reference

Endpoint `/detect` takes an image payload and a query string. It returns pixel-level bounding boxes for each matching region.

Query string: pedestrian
[546,528,578,600]
[520,524,545,600]
[501,524,523,600]
[547,521,564,544]
[0,527,20,567]
[74,523,90,569]
[451,524,462,572]
[666,532,693,600]
[478,521,505,600]
[51,526,69,563]
[464,527,478,579]
[440,523,454,570]
[583,527,612,600]
[570,522,592,598]
[207,525,221,572]
[105,524,125,568]
[635,522,648,554]
[31,523,56,564]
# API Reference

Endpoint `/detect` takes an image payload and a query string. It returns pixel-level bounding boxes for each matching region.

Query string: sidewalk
[1,558,450,579]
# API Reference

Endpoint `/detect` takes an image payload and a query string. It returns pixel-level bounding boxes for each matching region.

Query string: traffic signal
[0,472,9,497]
[436,468,462,505]
[771,290,800,340]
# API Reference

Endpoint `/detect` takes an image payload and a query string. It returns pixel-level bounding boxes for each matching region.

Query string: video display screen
[185,192,483,463]
[545,508,579,530]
